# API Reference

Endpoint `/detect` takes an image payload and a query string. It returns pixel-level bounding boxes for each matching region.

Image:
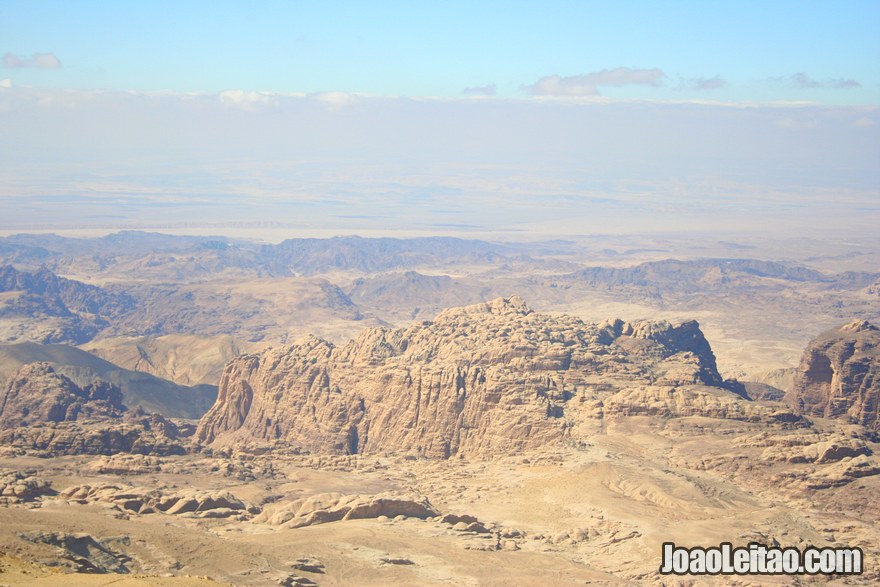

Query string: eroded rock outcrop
[0,363,188,456]
[598,384,800,422]
[58,483,257,519]
[786,320,880,431]
[0,362,123,427]
[19,531,131,574]
[253,492,438,528]
[198,297,734,457]
[0,469,54,504]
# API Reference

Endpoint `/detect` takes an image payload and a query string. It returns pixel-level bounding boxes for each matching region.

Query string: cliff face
[787,320,879,431]
[197,297,727,457]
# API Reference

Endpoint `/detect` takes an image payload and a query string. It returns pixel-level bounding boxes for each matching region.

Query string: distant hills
[3,231,874,285]
[0,232,877,382]
[0,265,134,344]
[564,258,832,289]
[0,233,520,278]
[262,236,515,275]
[0,342,216,418]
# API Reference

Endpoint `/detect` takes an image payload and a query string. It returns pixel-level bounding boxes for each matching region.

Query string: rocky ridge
[0,469,54,505]
[0,342,217,418]
[0,363,189,456]
[19,531,132,574]
[0,265,135,344]
[0,362,124,427]
[197,297,736,457]
[787,319,880,432]
[58,483,257,519]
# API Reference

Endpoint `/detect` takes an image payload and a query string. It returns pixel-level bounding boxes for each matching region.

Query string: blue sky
[1,1,878,239]
[2,0,878,104]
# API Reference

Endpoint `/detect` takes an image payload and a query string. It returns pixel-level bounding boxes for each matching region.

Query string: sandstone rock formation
[0,417,188,457]
[58,483,257,519]
[0,342,218,418]
[0,362,123,427]
[787,319,880,431]
[197,297,735,457]
[0,469,54,504]
[253,492,438,528]
[0,363,188,456]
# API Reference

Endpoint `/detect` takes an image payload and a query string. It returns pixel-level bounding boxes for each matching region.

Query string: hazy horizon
[2,2,878,242]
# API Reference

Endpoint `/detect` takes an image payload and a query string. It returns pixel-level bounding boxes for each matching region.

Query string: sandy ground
[2,407,877,586]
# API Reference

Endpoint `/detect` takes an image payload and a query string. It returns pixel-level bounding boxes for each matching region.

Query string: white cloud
[0,79,12,89]
[789,72,860,89]
[523,67,665,96]
[581,67,665,87]
[522,75,599,97]
[3,52,61,69]
[218,90,278,111]
[462,84,496,97]
[311,91,359,109]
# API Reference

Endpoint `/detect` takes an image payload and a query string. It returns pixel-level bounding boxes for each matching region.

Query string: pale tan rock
[57,483,254,518]
[253,492,438,528]
[787,320,880,431]
[197,297,731,458]
[0,469,53,503]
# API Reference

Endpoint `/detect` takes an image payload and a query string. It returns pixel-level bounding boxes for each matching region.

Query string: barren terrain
[0,232,877,586]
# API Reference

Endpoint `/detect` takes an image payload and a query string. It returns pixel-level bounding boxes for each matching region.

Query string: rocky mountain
[0,240,53,266]
[0,362,123,427]
[0,265,135,344]
[3,232,876,386]
[786,319,880,432]
[0,232,522,279]
[347,270,495,322]
[0,342,217,418]
[197,297,734,457]
[0,265,134,318]
[559,257,878,293]
[0,231,250,268]
[0,363,187,456]
[108,277,372,344]
[260,236,514,275]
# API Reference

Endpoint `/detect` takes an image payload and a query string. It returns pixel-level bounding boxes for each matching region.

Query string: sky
[2,0,878,103]
[0,1,878,239]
